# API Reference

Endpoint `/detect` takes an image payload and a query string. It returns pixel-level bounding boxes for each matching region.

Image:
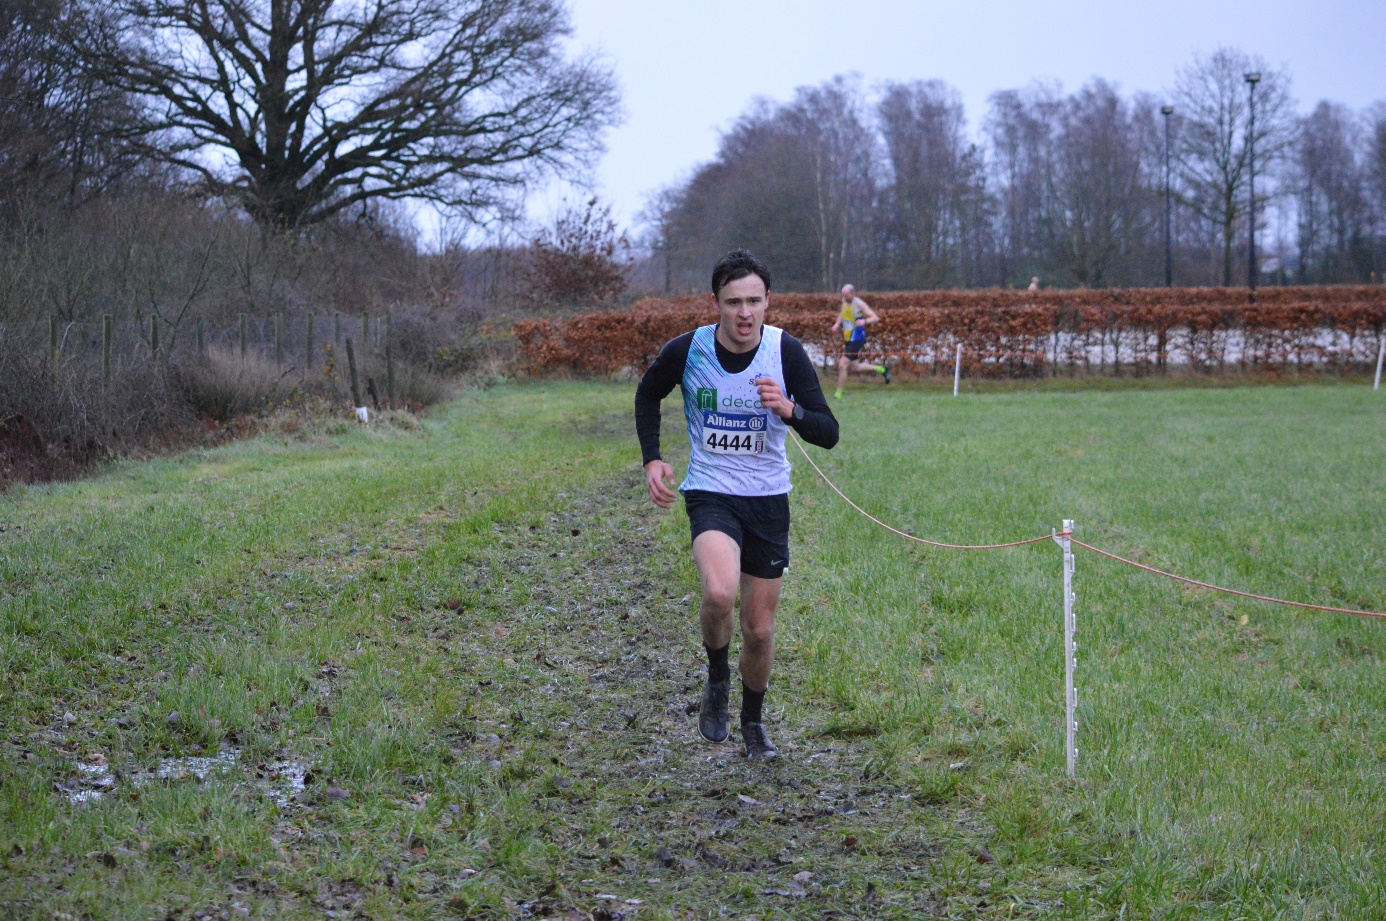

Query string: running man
[634,249,839,760]
[830,284,889,398]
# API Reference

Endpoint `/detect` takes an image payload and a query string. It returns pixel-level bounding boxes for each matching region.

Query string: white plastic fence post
[953,344,963,397]
[1052,519,1077,778]
[1374,337,1384,391]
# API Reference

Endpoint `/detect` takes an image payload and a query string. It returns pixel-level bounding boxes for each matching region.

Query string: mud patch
[435,469,1026,917]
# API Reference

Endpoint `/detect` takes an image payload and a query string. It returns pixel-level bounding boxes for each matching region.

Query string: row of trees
[645,48,1386,293]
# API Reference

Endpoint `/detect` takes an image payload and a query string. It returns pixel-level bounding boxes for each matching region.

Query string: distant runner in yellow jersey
[829,284,889,397]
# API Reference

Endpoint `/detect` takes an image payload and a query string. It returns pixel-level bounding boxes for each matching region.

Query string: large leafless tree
[1294,101,1369,282]
[658,101,815,291]
[1367,104,1386,245]
[1170,47,1296,285]
[0,0,137,216]
[78,0,621,230]
[1045,80,1156,287]
[786,77,877,290]
[877,80,982,288]
[658,80,876,293]
[986,84,1062,285]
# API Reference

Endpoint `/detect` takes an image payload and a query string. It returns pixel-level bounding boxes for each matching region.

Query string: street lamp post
[1245,72,1261,303]
[1161,105,1174,287]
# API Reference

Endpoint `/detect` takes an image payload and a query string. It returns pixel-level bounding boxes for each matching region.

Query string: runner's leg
[693,530,739,742]
[737,573,780,691]
[850,359,883,374]
[693,531,740,647]
[835,354,848,397]
[738,573,782,758]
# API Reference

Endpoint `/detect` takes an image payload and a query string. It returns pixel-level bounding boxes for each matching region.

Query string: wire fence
[0,312,398,376]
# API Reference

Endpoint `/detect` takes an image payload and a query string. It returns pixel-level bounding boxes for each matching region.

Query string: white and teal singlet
[679,324,792,496]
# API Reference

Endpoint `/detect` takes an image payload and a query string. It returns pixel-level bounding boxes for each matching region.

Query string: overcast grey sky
[537,0,1386,234]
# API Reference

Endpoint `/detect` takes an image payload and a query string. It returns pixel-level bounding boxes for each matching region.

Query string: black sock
[705,643,730,683]
[741,683,765,725]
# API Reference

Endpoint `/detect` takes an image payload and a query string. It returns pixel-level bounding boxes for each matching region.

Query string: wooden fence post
[385,312,395,406]
[274,313,283,367]
[239,313,248,359]
[306,313,315,376]
[102,315,112,387]
[345,337,364,408]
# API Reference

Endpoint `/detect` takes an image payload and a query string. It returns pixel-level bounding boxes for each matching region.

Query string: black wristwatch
[791,402,805,422]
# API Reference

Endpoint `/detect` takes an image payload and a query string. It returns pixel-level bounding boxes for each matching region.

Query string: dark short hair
[711,249,772,297]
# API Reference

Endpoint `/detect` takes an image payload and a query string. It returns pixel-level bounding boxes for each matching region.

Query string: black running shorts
[842,338,865,359]
[683,490,790,580]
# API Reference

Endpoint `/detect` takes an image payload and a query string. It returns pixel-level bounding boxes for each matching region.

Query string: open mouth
[736,321,755,336]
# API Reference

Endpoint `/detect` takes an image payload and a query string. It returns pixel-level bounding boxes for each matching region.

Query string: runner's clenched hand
[754,377,795,420]
[645,459,677,508]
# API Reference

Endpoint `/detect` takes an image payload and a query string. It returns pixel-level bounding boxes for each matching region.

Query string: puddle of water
[64,749,311,808]
[153,749,239,781]
[260,759,309,808]
[65,763,115,804]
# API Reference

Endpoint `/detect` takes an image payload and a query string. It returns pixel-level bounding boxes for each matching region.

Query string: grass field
[2,380,1384,920]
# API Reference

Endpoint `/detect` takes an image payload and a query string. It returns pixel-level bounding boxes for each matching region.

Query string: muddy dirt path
[447,471,1012,920]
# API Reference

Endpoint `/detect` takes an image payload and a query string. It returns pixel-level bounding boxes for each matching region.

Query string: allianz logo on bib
[703,411,766,431]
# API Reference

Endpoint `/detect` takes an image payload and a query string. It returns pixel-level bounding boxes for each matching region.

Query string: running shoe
[833,388,844,399]
[741,722,778,760]
[882,364,892,384]
[698,678,730,743]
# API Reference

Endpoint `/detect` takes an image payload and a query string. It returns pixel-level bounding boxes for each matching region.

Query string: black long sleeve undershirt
[634,328,838,467]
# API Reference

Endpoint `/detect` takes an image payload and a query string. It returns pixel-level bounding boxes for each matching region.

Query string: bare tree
[1045,80,1156,287]
[1294,101,1370,282]
[0,0,138,216]
[877,80,978,288]
[783,77,877,290]
[78,0,621,230]
[526,197,631,308]
[1365,103,1386,259]
[986,84,1062,286]
[1170,47,1296,285]
[659,102,799,290]
[660,84,877,293]
[635,184,681,293]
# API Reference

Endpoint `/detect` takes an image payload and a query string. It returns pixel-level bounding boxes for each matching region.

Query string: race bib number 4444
[701,411,767,455]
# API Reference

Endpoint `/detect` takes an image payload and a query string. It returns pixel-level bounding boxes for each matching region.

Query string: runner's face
[714,274,768,351]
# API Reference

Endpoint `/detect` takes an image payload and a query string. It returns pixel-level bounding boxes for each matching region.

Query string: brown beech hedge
[515,286,1386,378]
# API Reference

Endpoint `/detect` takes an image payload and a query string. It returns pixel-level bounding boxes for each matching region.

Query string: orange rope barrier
[791,432,1385,620]
[789,432,1051,550]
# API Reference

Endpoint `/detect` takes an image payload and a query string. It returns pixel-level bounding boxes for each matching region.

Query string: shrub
[525,198,632,309]
[515,285,1386,378]
[391,364,451,409]
[178,347,291,421]
[0,332,200,486]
